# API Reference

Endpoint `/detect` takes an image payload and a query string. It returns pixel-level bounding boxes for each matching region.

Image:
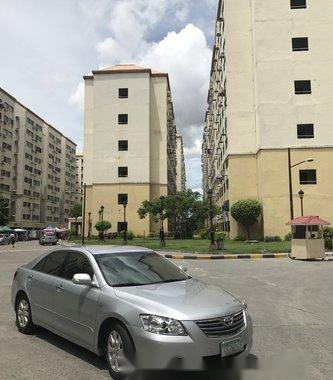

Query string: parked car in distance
[39,232,58,246]
[0,234,10,245]
[11,246,253,379]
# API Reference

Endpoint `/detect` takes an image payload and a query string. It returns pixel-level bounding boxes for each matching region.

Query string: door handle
[56,284,63,292]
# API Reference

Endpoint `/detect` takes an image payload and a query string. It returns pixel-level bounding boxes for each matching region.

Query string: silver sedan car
[11,246,253,379]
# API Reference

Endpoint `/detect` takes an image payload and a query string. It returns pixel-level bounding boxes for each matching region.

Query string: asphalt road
[0,241,332,380]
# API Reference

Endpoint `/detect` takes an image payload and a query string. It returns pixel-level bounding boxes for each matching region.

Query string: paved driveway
[0,241,332,380]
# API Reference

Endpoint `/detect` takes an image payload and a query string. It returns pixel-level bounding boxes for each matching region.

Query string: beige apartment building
[83,64,183,236]
[75,152,83,203]
[202,0,333,238]
[176,134,186,192]
[0,87,77,229]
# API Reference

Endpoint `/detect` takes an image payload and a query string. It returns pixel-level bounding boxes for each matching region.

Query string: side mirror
[72,273,92,286]
[178,265,188,273]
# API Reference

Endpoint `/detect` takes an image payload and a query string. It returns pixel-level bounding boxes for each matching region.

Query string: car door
[26,250,67,328]
[52,250,100,347]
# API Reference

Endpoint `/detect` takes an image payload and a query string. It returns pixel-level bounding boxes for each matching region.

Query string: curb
[164,253,288,260]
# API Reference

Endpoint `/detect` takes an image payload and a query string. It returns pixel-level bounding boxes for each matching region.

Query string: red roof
[287,216,330,226]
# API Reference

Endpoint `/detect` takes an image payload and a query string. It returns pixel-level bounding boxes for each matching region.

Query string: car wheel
[105,323,135,380]
[16,294,35,334]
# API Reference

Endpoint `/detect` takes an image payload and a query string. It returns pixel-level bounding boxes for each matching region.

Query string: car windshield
[95,251,189,287]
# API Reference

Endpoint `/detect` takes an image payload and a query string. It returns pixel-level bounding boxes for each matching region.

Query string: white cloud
[184,138,202,157]
[69,82,84,112]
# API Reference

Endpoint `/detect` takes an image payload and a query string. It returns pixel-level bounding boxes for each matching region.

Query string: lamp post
[298,189,304,216]
[287,148,314,220]
[88,212,92,239]
[123,201,128,245]
[159,195,166,246]
[100,205,104,240]
[207,189,216,250]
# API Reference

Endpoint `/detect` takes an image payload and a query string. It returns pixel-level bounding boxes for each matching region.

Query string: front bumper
[129,312,253,370]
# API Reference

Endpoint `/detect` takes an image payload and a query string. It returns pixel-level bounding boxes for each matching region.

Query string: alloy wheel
[17,299,30,328]
[107,330,125,373]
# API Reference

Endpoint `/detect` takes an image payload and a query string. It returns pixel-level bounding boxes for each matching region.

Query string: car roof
[77,245,155,256]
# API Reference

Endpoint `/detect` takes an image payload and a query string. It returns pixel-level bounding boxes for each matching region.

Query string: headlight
[140,315,187,336]
[242,301,248,310]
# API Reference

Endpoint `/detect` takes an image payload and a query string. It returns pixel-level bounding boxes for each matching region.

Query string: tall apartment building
[202,0,333,238]
[176,134,186,192]
[83,64,182,235]
[75,152,84,203]
[0,87,77,229]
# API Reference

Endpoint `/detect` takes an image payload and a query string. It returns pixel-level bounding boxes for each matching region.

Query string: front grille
[195,310,245,337]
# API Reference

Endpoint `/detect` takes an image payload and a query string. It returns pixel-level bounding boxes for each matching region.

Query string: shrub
[216,231,227,240]
[265,235,281,242]
[127,231,135,240]
[198,228,210,240]
[323,227,333,239]
[325,238,332,250]
[234,235,246,241]
[284,232,292,241]
[68,228,76,239]
[231,199,262,239]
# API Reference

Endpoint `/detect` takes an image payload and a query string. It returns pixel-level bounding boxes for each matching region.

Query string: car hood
[114,278,243,320]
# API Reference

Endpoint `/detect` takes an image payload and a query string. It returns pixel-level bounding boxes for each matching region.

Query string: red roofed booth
[287,215,330,260]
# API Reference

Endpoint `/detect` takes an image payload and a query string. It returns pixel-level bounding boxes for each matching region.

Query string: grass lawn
[70,237,291,255]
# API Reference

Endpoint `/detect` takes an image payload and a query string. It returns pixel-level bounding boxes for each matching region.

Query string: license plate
[221,338,244,357]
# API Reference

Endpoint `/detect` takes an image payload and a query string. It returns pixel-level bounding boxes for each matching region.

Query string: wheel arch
[97,316,136,355]
[15,290,28,309]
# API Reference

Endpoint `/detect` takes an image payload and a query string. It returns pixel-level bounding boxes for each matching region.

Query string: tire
[105,323,135,380]
[15,294,35,334]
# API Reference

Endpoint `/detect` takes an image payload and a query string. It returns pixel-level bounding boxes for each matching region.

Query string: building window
[118,114,128,124]
[290,0,306,9]
[297,124,314,138]
[294,80,311,94]
[118,140,128,151]
[119,88,128,98]
[118,167,128,177]
[117,222,128,232]
[292,37,308,51]
[300,169,317,184]
[118,194,128,204]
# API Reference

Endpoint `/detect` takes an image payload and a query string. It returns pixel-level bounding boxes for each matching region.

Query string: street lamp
[88,212,92,239]
[159,195,166,246]
[99,205,104,240]
[122,201,128,245]
[288,148,314,220]
[207,189,216,250]
[298,189,305,216]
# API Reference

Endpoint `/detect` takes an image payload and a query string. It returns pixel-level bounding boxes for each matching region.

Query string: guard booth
[287,216,330,260]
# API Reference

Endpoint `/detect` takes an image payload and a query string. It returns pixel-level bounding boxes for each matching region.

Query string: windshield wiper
[113,282,151,287]
[150,278,190,285]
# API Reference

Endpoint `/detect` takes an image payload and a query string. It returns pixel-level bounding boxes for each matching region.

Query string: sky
[0,0,217,191]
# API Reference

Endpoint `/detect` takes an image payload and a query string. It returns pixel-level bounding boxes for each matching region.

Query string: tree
[138,190,219,240]
[70,203,82,236]
[138,198,167,245]
[0,196,9,226]
[165,190,218,239]
[95,220,111,240]
[231,199,262,239]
